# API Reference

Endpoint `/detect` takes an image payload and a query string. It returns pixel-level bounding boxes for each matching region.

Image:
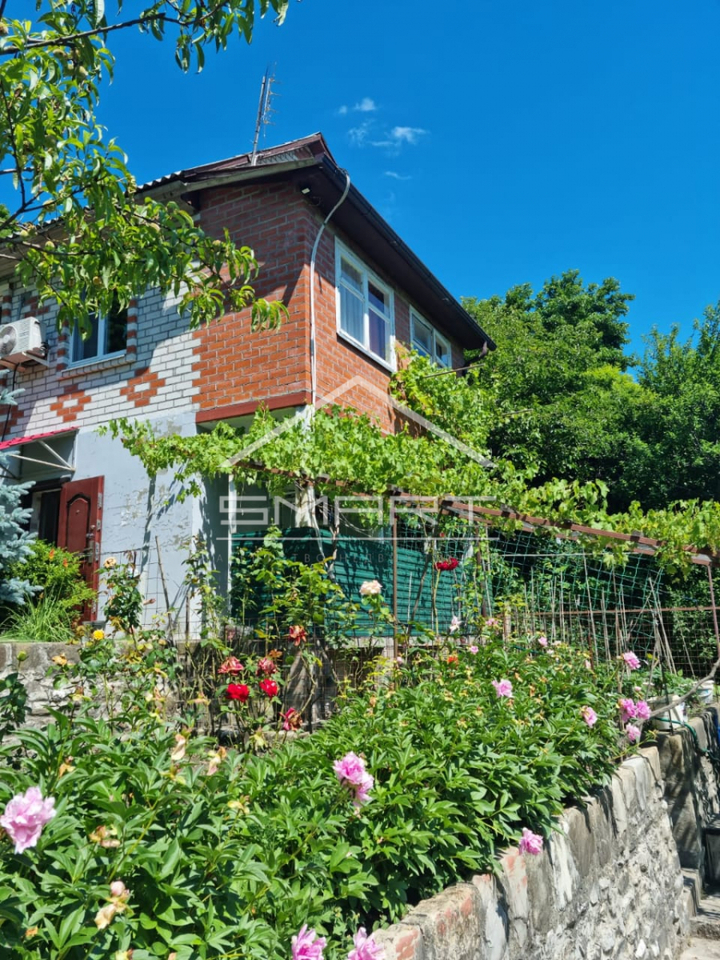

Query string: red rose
[435,558,459,572]
[259,678,279,697]
[282,708,303,731]
[288,625,307,645]
[256,657,277,676]
[226,683,249,702]
[219,656,244,675]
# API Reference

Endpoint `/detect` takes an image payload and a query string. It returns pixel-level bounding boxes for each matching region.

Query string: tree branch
[0,14,178,57]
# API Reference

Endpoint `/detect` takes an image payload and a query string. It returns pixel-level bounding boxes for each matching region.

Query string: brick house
[0,133,493,623]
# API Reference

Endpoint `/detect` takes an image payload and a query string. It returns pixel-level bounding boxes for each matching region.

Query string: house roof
[139,134,495,353]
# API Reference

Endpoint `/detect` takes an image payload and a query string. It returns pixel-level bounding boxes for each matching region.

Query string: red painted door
[57,476,104,620]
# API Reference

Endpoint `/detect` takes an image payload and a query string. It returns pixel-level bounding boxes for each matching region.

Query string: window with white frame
[70,300,127,364]
[336,243,394,366]
[410,311,451,368]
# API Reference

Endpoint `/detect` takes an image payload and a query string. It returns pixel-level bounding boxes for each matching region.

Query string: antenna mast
[250,66,277,166]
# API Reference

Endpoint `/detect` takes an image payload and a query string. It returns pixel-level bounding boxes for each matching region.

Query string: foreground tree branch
[0,0,295,331]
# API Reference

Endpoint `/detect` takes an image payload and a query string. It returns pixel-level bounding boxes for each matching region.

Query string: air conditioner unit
[0,317,44,364]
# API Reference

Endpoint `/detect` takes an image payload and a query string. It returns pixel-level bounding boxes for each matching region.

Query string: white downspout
[309,171,351,410]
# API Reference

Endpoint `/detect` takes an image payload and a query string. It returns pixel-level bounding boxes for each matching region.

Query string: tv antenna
[250,66,278,166]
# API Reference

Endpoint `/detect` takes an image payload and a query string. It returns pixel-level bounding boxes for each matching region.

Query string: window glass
[412,311,452,368]
[107,305,128,354]
[336,245,394,365]
[71,300,127,363]
[341,258,363,294]
[369,310,389,361]
[368,282,389,317]
[72,319,99,362]
[339,286,364,343]
[412,316,433,356]
[434,334,451,367]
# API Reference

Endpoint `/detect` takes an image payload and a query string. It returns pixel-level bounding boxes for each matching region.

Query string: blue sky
[62,1,720,356]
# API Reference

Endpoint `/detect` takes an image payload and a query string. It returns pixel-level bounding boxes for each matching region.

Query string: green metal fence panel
[231,527,463,635]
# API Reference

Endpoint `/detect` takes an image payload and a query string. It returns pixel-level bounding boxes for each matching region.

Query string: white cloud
[348,122,371,146]
[354,97,377,113]
[390,126,427,145]
[337,105,349,116]
[384,171,412,181]
[348,122,428,152]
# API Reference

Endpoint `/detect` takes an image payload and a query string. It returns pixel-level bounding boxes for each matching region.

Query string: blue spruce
[0,387,35,604]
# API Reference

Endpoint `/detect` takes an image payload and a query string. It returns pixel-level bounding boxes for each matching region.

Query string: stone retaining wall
[374,747,689,960]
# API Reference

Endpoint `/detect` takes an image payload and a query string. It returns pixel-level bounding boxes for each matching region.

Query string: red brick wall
[192,182,314,416]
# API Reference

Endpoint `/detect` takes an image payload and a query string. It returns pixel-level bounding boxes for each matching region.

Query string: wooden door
[57,476,104,620]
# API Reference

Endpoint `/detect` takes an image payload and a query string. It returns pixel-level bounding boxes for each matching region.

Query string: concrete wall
[374,746,692,960]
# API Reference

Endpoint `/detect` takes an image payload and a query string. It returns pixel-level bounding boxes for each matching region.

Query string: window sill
[337,330,396,374]
[59,351,133,380]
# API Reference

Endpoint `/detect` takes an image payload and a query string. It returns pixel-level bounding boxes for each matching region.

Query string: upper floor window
[336,242,394,367]
[70,301,127,365]
[411,311,451,368]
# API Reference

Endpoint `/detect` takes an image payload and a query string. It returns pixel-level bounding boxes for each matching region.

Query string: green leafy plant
[0,629,641,959]
[3,541,96,633]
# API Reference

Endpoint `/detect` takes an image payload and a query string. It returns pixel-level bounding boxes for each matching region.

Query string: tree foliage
[465,274,720,513]
[0,1,293,333]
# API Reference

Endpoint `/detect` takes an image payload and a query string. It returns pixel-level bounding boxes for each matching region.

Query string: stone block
[564,805,597,879]
[588,791,615,867]
[374,923,424,960]
[548,828,580,915]
[497,849,530,954]
[610,773,629,838]
[523,842,557,936]
[471,874,509,960]
[639,746,662,785]
[624,755,652,812]
[406,884,480,960]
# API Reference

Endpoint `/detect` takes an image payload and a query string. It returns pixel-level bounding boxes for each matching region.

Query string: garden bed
[0,631,667,959]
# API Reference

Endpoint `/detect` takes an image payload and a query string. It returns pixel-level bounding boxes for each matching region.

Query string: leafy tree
[0,1,294,335]
[464,271,642,505]
[0,387,34,604]
[633,304,720,507]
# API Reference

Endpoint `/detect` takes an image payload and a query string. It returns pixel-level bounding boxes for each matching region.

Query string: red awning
[0,428,76,450]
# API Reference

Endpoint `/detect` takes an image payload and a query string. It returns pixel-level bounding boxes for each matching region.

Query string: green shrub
[0,634,634,959]
[2,541,95,635]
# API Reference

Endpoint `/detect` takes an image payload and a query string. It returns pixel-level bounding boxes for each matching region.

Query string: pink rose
[626,723,641,743]
[619,698,637,724]
[469,645,479,654]
[348,927,384,960]
[537,635,548,647]
[635,700,651,721]
[334,752,374,808]
[292,924,326,960]
[492,679,513,698]
[581,706,597,727]
[622,651,641,671]
[518,827,543,855]
[0,786,56,854]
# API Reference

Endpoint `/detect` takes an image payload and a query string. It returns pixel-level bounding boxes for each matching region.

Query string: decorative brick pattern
[119,366,167,408]
[49,382,92,422]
